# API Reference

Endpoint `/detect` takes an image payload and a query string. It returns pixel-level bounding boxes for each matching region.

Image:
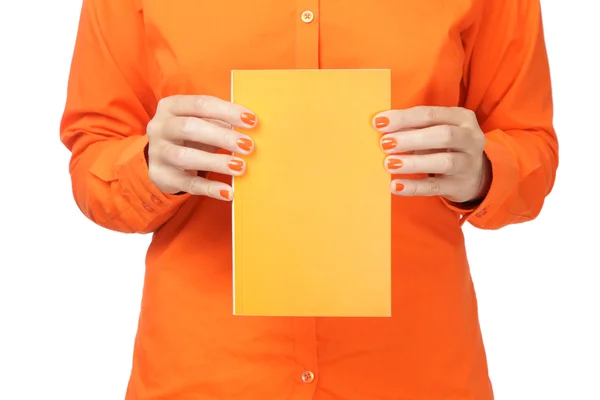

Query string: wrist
[449,154,492,209]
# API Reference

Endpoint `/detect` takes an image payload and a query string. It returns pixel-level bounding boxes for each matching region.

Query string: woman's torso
[128,1,493,399]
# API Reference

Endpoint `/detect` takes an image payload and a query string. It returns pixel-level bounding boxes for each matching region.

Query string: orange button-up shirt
[60,0,558,399]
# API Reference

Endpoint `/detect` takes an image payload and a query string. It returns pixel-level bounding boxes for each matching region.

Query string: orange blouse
[60,0,558,399]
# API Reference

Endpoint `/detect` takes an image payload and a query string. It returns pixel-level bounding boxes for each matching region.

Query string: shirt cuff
[440,129,519,228]
[115,135,192,227]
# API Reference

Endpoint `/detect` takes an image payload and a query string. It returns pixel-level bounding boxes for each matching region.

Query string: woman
[60,0,558,399]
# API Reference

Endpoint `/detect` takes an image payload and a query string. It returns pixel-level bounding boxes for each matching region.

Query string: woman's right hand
[146,95,257,201]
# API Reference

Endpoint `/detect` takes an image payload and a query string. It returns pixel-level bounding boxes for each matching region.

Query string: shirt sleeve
[60,0,191,234]
[441,0,559,229]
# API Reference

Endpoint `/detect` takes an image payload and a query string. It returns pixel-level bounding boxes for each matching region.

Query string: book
[232,69,391,317]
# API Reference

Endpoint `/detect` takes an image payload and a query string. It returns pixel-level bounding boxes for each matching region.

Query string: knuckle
[179,117,196,138]
[156,96,171,112]
[224,100,237,115]
[162,143,187,167]
[463,108,477,123]
[205,180,216,197]
[174,146,191,166]
[423,107,437,123]
[195,95,210,112]
[405,183,418,196]
[438,125,455,146]
[389,132,406,149]
[185,178,200,195]
[429,178,441,194]
[146,118,162,138]
[404,156,416,171]
[172,94,186,107]
[393,112,405,128]
[441,153,456,174]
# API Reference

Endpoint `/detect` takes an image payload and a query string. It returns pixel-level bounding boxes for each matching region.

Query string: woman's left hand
[373,106,491,204]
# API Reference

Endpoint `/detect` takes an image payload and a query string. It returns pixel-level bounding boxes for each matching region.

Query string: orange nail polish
[237,137,253,152]
[395,183,405,192]
[381,138,397,150]
[387,158,403,169]
[228,159,244,172]
[240,112,256,126]
[220,189,230,199]
[375,116,389,129]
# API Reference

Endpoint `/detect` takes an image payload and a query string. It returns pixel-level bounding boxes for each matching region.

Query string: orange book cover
[231,69,391,317]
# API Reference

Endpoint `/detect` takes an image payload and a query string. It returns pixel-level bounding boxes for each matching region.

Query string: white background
[0,1,598,399]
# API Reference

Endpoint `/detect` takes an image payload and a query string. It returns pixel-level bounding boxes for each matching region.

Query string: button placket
[290,318,318,399]
[295,1,319,68]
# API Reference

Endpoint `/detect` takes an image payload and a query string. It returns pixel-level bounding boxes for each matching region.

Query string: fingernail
[375,116,389,129]
[228,159,244,172]
[381,137,397,150]
[220,189,231,199]
[387,158,403,169]
[240,112,257,126]
[395,183,405,192]
[237,137,254,152]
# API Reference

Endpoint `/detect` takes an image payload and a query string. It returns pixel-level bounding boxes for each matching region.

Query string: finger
[151,167,234,200]
[163,117,255,155]
[158,95,258,129]
[380,125,472,153]
[178,175,234,200]
[373,106,476,132]
[390,177,451,197]
[384,152,469,175]
[160,143,247,176]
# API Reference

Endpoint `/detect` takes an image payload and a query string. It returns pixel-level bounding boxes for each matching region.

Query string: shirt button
[151,195,161,205]
[475,208,487,218]
[301,370,315,383]
[142,203,153,212]
[301,10,314,23]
